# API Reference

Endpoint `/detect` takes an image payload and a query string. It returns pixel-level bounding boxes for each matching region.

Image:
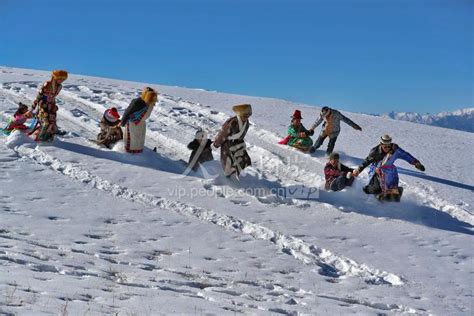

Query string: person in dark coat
[96,107,123,149]
[309,106,362,155]
[353,134,425,200]
[324,152,355,191]
[187,129,214,171]
[213,104,252,178]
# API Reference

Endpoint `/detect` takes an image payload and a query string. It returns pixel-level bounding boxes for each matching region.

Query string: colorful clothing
[324,162,354,191]
[97,117,123,149]
[359,144,417,193]
[33,80,63,142]
[2,114,30,135]
[214,116,251,177]
[287,123,314,150]
[121,98,154,153]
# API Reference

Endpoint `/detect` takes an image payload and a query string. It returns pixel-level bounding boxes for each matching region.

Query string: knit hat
[104,107,120,123]
[380,134,392,145]
[328,152,340,160]
[232,104,252,117]
[195,129,206,140]
[291,110,303,119]
[321,106,331,117]
[141,87,158,104]
[52,70,68,81]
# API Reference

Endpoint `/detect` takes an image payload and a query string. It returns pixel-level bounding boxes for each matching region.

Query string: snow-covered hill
[379,108,474,133]
[0,66,473,315]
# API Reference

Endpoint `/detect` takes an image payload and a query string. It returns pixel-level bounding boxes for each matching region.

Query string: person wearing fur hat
[31,70,68,142]
[96,107,123,149]
[120,87,158,153]
[324,152,355,191]
[309,106,362,155]
[213,104,252,178]
[286,110,314,151]
[353,134,425,201]
[187,129,214,171]
[2,103,33,135]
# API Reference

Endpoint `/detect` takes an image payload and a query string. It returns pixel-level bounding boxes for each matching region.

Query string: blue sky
[0,0,472,114]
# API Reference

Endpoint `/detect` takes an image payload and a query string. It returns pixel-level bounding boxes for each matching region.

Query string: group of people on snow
[2,69,425,201]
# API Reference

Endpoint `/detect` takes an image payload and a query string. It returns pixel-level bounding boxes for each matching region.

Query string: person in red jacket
[324,152,355,191]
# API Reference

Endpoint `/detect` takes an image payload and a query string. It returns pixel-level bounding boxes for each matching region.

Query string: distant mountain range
[373,108,474,133]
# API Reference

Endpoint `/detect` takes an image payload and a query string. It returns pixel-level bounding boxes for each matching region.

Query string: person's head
[328,152,340,166]
[141,87,158,105]
[380,134,393,153]
[321,106,331,117]
[15,103,28,116]
[291,110,303,125]
[51,70,68,84]
[104,107,121,124]
[195,129,206,142]
[232,104,252,122]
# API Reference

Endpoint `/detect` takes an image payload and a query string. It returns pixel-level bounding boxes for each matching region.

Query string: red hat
[291,110,303,119]
[104,107,120,123]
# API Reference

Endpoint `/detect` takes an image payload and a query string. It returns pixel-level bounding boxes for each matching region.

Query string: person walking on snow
[352,134,425,201]
[309,106,362,155]
[32,70,68,142]
[285,110,314,152]
[121,87,158,153]
[96,107,123,149]
[324,152,355,191]
[213,104,252,178]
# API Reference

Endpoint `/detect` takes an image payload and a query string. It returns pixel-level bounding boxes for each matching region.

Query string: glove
[354,125,362,131]
[414,161,425,172]
[352,169,360,177]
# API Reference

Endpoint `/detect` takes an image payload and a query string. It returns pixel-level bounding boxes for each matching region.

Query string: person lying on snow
[309,106,362,155]
[32,70,68,142]
[324,152,355,191]
[121,87,158,153]
[352,134,425,201]
[213,104,252,179]
[96,107,123,149]
[2,103,33,135]
[187,129,214,171]
[282,110,314,151]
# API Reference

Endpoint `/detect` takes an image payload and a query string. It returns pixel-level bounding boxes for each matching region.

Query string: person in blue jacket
[353,134,425,200]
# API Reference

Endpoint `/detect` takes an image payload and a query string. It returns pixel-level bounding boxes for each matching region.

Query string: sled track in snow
[13,144,405,286]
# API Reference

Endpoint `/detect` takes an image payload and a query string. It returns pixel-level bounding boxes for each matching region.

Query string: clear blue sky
[0,0,472,114]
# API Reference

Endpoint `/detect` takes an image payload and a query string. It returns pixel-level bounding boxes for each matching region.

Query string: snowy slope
[379,108,474,133]
[0,66,473,315]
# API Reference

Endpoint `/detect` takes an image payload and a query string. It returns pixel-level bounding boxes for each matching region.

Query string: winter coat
[214,116,251,177]
[122,98,154,153]
[310,109,360,138]
[287,123,314,149]
[33,80,63,142]
[97,117,123,149]
[187,139,214,171]
[358,143,418,191]
[3,114,29,134]
[324,162,354,190]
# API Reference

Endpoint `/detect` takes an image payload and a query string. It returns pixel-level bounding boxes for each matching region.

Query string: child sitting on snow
[2,102,33,135]
[96,107,123,149]
[187,129,214,171]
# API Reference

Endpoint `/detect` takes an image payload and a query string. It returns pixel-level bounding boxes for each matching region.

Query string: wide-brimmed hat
[380,134,393,145]
[232,104,252,117]
[291,110,303,119]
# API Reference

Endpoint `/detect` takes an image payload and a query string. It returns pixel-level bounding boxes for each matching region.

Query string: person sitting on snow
[2,102,33,135]
[352,134,425,201]
[187,129,214,171]
[96,107,123,149]
[285,110,314,151]
[324,152,355,191]
[309,106,362,155]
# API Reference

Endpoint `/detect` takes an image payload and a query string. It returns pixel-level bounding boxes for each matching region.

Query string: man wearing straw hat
[213,104,252,179]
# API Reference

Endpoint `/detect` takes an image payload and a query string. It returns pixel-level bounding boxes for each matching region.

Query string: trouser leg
[326,135,338,154]
[363,175,382,194]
